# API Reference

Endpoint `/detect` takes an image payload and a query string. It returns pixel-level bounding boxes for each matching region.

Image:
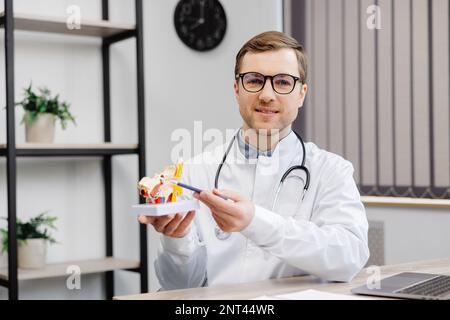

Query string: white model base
[131,199,200,216]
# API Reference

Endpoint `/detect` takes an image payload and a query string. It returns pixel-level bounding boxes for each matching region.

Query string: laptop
[351,272,450,300]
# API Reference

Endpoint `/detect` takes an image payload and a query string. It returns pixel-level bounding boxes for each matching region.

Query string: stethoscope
[213,130,310,240]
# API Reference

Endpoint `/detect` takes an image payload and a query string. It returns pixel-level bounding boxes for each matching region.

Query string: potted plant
[15,83,76,143]
[0,212,58,269]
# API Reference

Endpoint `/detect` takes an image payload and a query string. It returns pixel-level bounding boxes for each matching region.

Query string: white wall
[366,206,450,265]
[0,0,283,299]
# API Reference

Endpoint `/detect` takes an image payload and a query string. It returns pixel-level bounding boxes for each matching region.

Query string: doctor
[139,31,369,290]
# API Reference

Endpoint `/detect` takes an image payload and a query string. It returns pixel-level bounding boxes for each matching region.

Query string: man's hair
[234,31,307,83]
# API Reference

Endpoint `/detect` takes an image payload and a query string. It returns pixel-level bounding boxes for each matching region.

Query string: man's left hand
[193,189,255,232]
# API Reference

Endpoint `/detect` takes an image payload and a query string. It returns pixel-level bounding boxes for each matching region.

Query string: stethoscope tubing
[213,129,311,240]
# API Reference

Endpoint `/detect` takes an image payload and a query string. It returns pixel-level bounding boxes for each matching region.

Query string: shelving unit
[0,0,148,300]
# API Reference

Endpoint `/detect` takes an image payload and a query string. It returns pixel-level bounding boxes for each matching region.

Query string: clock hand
[199,0,206,23]
[190,19,203,30]
[190,0,207,30]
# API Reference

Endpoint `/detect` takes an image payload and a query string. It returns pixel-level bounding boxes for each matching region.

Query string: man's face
[234,48,308,135]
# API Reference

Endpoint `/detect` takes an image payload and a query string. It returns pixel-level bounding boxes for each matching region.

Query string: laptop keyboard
[396,275,450,297]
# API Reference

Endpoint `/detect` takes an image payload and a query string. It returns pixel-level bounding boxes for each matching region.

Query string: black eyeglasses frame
[235,72,303,95]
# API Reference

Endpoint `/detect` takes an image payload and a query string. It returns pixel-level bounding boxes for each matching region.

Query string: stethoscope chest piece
[214,225,231,240]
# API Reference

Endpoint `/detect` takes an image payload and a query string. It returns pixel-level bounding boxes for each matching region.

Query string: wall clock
[174,0,227,51]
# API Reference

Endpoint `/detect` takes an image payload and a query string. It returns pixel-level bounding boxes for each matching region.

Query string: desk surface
[115,257,450,300]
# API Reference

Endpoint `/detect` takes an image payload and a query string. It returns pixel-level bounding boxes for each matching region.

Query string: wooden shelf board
[0,12,135,38]
[0,257,140,281]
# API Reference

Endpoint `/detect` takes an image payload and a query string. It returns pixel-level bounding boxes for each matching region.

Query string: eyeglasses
[235,72,302,95]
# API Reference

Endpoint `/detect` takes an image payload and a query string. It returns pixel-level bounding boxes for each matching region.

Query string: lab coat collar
[236,129,299,161]
[237,129,272,159]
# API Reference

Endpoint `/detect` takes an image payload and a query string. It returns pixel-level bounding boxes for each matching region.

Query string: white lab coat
[155,131,370,290]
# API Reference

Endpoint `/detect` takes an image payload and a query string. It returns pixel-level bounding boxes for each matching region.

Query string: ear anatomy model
[138,159,184,204]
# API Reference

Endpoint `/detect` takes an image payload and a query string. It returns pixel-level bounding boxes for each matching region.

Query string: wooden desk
[115,257,450,300]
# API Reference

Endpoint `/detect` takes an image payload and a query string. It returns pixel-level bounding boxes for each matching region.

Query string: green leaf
[0,228,8,253]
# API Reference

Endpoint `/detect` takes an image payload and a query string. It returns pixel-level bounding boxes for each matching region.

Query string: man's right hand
[138,210,195,238]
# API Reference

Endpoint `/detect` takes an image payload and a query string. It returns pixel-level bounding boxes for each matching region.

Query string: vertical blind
[291,0,450,199]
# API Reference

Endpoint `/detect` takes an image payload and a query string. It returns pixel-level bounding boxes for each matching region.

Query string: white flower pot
[25,113,55,143]
[18,238,47,269]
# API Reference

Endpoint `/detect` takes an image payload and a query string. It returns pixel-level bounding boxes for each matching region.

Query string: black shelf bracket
[104,29,136,45]
[135,0,148,294]
[14,147,139,157]
[4,0,19,301]
[101,0,114,301]
[124,267,142,273]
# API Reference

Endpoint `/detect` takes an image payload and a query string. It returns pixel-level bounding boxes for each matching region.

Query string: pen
[169,180,230,201]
